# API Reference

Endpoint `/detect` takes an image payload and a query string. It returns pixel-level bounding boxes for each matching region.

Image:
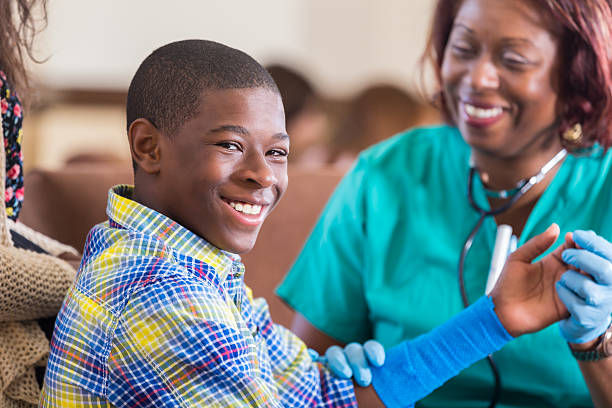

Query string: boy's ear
[128,118,163,174]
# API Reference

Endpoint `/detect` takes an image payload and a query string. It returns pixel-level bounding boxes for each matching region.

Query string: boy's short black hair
[126,39,279,136]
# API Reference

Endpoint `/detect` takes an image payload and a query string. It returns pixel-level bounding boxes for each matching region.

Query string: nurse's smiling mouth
[460,101,508,128]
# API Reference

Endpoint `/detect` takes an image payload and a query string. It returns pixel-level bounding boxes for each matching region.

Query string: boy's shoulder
[47,221,243,401]
[77,221,228,315]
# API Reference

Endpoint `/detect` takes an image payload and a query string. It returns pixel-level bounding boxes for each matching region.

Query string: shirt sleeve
[109,276,284,408]
[110,276,357,408]
[249,295,357,407]
[276,157,372,343]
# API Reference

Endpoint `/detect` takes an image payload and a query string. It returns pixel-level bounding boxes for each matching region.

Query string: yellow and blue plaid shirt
[41,185,356,407]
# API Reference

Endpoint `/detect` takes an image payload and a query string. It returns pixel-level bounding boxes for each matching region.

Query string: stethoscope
[457,148,567,408]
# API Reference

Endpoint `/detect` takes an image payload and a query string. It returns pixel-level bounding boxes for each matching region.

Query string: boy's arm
[251,296,359,407]
[110,277,283,408]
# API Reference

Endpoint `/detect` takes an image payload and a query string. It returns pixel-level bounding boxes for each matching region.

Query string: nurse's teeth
[229,201,262,215]
[465,104,502,118]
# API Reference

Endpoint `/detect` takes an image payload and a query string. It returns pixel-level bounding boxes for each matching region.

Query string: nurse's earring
[562,123,583,143]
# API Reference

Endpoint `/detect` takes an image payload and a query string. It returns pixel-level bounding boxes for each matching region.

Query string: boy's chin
[218,235,259,255]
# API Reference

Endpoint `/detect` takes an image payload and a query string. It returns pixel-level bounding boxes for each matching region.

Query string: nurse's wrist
[490,294,520,338]
[569,338,599,351]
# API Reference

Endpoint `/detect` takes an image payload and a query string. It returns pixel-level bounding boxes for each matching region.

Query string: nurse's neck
[472,141,566,236]
[471,141,564,192]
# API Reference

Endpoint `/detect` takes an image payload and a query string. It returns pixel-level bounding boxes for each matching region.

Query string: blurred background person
[0,0,79,407]
[266,64,330,168]
[328,83,439,168]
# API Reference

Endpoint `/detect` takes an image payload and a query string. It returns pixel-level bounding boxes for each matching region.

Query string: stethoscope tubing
[458,149,566,407]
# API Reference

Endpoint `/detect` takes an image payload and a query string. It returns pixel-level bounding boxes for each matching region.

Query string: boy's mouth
[221,197,269,227]
[227,200,262,215]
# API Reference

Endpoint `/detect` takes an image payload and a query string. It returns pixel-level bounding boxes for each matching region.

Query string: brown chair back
[20,163,133,252]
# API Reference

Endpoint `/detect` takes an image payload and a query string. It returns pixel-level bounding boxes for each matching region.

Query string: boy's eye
[268,148,288,158]
[216,142,242,151]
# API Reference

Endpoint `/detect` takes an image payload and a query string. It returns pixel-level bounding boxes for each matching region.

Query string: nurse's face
[440,0,561,158]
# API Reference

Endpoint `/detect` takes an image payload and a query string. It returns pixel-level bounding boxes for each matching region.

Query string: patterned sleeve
[109,275,284,408]
[249,294,358,407]
[0,71,24,221]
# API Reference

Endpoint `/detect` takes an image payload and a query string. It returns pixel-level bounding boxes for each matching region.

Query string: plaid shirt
[41,185,356,407]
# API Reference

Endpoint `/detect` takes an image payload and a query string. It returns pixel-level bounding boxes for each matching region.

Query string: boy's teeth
[465,104,503,119]
[229,201,262,215]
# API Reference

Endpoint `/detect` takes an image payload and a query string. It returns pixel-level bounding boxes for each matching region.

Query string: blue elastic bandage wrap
[371,296,512,407]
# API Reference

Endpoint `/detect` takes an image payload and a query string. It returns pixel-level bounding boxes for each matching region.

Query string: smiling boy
[41,39,360,407]
[40,40,575,408]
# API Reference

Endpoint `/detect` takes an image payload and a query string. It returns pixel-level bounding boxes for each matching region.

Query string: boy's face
[157,87,288,254]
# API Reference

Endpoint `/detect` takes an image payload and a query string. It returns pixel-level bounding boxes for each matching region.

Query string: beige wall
[23,1,437,170]
[30,0,435,96]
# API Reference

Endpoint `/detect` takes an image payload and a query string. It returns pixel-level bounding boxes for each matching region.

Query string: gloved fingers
[572,230,612,263]
[344,342,372,387]
[556,281,604,328]
[562,249,612,285]
[559,313,612,343]
[308,348,321,362]
[363,339,385,367]
[560,270,608,307]
[559,317,592,343]
[325,345,352,379]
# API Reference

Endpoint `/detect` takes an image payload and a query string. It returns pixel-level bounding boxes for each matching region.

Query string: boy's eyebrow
[209,125,249,135]
[274,132,290,140]
[208,125,290,140]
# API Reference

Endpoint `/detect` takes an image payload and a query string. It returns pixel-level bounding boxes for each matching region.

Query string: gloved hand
[556,230,612,343]
[309,340,385,387]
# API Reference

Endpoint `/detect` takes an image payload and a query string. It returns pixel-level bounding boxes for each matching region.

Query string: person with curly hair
[0,1,79,406]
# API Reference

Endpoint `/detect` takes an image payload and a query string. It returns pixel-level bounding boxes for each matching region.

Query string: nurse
[278,0,612,406]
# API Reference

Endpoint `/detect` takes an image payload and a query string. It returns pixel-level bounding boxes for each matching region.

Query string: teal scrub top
[277,125,612,408]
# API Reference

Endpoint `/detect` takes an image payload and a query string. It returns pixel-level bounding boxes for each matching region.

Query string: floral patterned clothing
[0,70,24,221]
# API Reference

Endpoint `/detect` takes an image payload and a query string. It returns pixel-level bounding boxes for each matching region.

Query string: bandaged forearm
[371,296,512,407]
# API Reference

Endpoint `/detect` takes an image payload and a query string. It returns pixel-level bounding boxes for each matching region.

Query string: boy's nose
[239,151,278,188]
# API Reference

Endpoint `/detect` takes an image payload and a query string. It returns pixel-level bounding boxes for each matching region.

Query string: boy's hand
[311,340,385,387]
[490,224,570,337]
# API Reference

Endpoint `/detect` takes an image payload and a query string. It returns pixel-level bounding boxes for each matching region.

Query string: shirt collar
[107,185,241,282]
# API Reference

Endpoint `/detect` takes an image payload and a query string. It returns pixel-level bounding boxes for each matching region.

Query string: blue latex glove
[311,340,385,387]
[556,230,612,343]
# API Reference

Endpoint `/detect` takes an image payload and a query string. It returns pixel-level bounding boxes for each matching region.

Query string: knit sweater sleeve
[0,245,76,321]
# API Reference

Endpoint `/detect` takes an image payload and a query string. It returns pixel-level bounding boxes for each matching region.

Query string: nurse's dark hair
[422,0,612,149]
[126,39,279,137]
